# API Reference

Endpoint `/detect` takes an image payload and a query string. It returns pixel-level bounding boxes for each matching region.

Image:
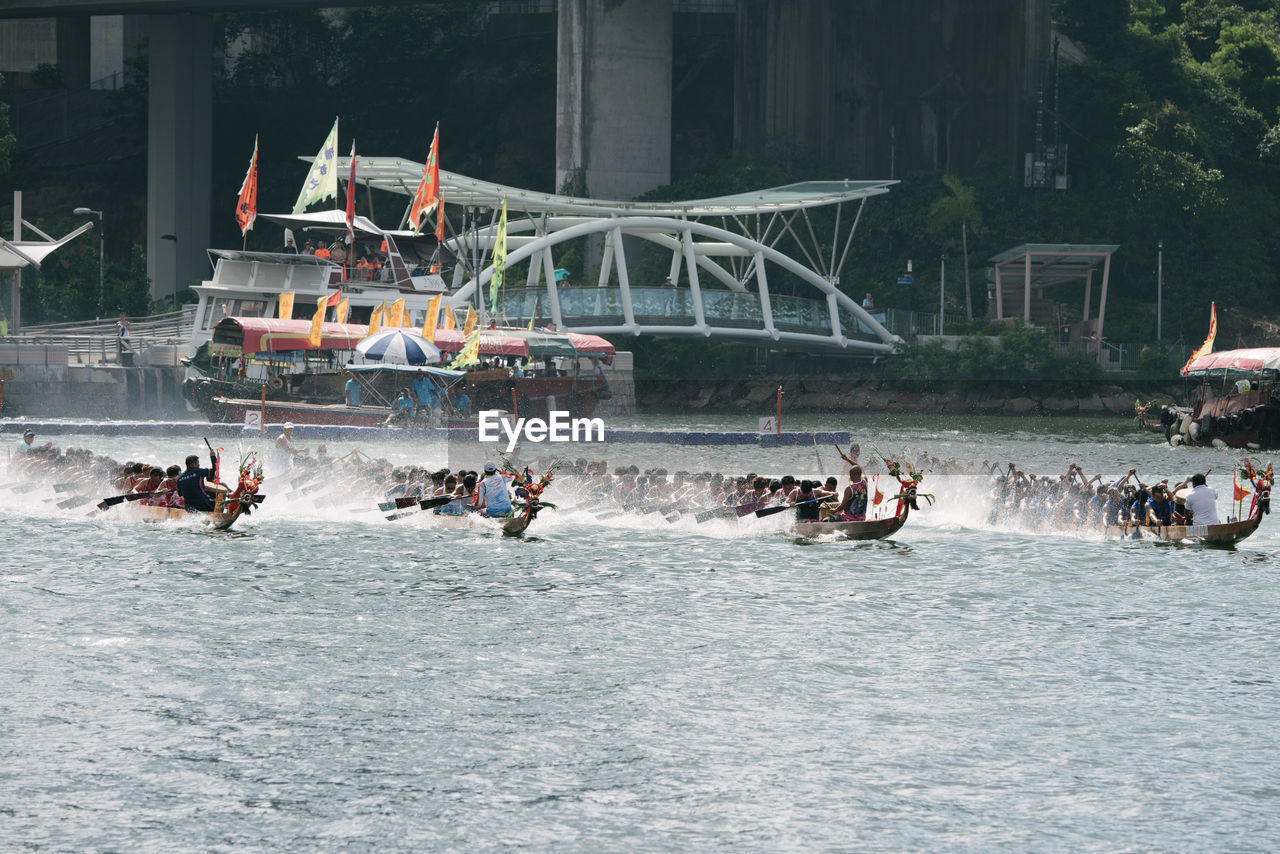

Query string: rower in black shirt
[176,453,217,512]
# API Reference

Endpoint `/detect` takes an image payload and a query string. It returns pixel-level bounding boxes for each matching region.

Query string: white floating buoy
[1211,438,1227,449]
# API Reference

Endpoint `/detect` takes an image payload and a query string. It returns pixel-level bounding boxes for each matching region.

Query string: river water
[3,414,1277,851]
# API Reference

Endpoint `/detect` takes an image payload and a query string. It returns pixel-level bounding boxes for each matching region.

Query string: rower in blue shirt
[176,453,218,512]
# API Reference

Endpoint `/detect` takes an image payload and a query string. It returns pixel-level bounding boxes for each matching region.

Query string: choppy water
[3,415,1278,851]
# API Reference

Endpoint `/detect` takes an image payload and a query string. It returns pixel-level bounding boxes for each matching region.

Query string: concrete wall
[594,350,635,417]
[734,0,1051,176]
[146,13,212,307]
[0,363,189,419]
[556,0,673,200]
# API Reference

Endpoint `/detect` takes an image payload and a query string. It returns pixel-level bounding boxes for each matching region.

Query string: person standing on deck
[344,371,361,407]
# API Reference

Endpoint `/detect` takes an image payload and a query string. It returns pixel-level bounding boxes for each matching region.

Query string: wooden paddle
[694,506,737,523]
[96,491,165,511]
[379,494,456,516]
[755,496,822,518]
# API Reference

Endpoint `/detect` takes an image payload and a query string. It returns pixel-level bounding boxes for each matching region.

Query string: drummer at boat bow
[177,453,218,512]
[476,461,513,518]
[1179,473,1220,525]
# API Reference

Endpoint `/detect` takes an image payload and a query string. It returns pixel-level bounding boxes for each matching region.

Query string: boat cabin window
[204,298,268,329]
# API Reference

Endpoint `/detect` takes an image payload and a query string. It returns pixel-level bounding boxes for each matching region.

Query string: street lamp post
[73,207,104,320]
[1156,239,1163,342]
[940,252,947,336]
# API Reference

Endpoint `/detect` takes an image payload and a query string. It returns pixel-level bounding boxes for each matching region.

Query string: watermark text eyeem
[478,409,605,452]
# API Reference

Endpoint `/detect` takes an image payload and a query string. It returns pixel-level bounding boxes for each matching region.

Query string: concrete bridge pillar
[556,0,673,201]
[146,13,211,307]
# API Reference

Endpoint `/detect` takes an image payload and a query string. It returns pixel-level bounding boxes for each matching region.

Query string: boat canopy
[563,332,615,359]
[1183,347,1280,376]
[431,329,530,357]
[212,317,369,355]
[345,363,464,380]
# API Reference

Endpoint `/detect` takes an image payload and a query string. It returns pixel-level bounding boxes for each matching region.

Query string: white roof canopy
[0,221,96,270]
[302,155,897,217]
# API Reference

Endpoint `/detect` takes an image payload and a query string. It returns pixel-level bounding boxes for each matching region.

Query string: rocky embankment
[638,377,1185,417]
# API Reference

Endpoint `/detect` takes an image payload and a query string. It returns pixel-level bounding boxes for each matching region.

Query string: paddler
[836,465,869,522]
[476,461,513,518]
[176,452,219,512]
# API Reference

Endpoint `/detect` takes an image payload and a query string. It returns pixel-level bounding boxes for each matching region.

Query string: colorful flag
[1181,302,1218,376]
[335,298,349,325]
[368,301,385,335]
[308,295,326,348]
[489,197,507,314]
[388,298,406,328]
[325,289,343,309]
[277,291,295,320]
[463,304,477,335]
[344,140,357,242]
[443,306,456,330]
[1234,473,1250,502]
[409,124,442,239]
[235,135,258,235]
[292,117,339,214]
[421,295,441,343]
[872,477,884,506]
[448,328,482,370]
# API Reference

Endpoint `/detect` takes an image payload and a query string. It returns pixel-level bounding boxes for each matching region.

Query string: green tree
[927,173,982,320]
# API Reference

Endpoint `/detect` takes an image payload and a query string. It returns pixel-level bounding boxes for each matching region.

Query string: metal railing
[2,306,195,366]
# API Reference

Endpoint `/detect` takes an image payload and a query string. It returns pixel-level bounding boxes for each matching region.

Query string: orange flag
[388,298,406,328]
[368,302,385,335]
[308,295,325,348]
[463,305,477,335]
[277,291,294,320]
[443,306,456,330]
[235,135,258,235]
[335,298,349,325]
[409,124,442,239]
[1181,302,1217,376]
[421,295,441,343]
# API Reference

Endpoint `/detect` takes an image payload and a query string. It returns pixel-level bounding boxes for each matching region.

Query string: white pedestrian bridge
[334,156,905,355]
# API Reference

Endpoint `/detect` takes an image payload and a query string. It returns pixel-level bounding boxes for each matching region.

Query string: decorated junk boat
[186,315,614,426]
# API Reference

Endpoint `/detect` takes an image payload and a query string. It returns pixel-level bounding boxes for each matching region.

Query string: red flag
[409,124,443,239]
[235,135,258,236]
[324,289,342,308]
[1234,477,1250,503]
[1181,302,1217,376]
[344,140,357,242]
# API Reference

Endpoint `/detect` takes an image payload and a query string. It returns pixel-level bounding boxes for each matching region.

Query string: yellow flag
[277,291,295,320]
[421,295,441,342]
[308,295,325,348]
[443,307,456,330]
[335,298,349,325]
[463,305,477,335]
[389,298,406,328]
[368,301,385,335]
[448,328,482,370]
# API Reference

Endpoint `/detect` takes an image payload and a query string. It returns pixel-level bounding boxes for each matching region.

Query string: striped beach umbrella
[355,329,442,365]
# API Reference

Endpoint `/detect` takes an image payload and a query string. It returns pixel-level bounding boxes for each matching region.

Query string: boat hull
[122,502,250,531]
[1103,514,1263,546]
[791,508,909,540]
[212,397,476,428]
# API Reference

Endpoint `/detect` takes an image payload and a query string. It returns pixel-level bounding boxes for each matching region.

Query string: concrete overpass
[0,0,678,315]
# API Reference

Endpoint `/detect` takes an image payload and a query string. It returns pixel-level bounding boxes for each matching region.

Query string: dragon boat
[1102,514,1263,547]
[790,455,923,541]
[110,453,265,531]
